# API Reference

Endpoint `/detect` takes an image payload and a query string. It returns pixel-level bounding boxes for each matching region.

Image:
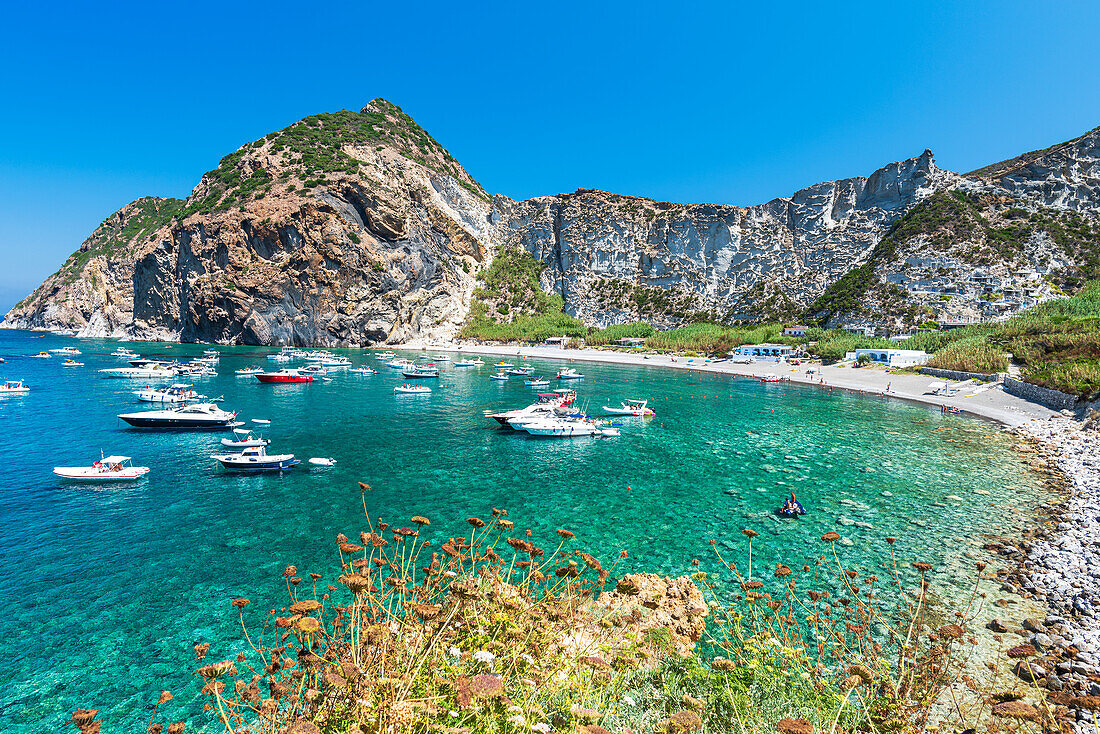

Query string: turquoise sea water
[0,329,1040,731]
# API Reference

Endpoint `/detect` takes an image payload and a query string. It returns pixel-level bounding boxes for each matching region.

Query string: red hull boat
[256,369,314,384]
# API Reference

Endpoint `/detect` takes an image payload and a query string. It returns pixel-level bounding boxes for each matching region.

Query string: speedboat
[49,347,81,355]
[506,368,533,376]
[387,359,415,369]
[320,357,352,367]
[100,365,178,379]
[202,349,218,356]
[432,355,450,362]
[394,384,431,394]
[349,366,377,374]
[118,403,237,428]
[557,368,584,380]
[601,399,655,417]
[61,359,84,367]
[30,352,51,359]
[453,359,479,367]
[235,367,264,376]
[255,368,315,383]
[489,372,509,381]
[298,365,329,376]
[0,380,29,393]
[112,348,138,358]
[134,384,205,403]
[220,429,270,448]
[524,377,550,387]
[402,368,439,378]
[522,417,599,437]
[376,351,396,360]
[493,361,513,368]
[53,455,150,482]
[194,356,219,365]
[487,392,577,427]
[308,457,337,467]
[267,353,292,362]
[212,445,299,472]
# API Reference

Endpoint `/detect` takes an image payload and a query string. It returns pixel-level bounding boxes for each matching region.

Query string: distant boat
[49,347,81,355]
[349,366,377,374]
[432,355,450,362]
[53,455,149,482]
[255,369,314,384]
[0,380,29,394]
[133,384,205,403]
[117,403,237,428]
[61,359,84,367]
[453,359,480,367]
[220,429,270,448]
[235,367,264,376]
[30,352,51,359]
[506,368,533,376]
[524,377,550,387]
[602,399,655,417]
[402,368,439,378]
[100,365,178,379]
[557,368,584,380]
[494,361,513,368]
[489,372,509,381]
[212,445,299,472]
[308,457,337,466]
[394,384,431,394]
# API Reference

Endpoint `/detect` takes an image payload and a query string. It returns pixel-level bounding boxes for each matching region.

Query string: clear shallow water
[0,330,1040,731]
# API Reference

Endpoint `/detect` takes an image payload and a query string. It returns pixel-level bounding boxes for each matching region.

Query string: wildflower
[557,528,575,539]
[338,543,363,554]
[775,564,792,578]
[624,695,637,707]
[532,725,552,734]
[821,531,840,542]
[1006,644,1036,659]
[992,700,1040,721]
[776,718,814,734]
[467,517,486,528]
[469,673,504,698]
[231,598,250,608]
[194,643,210,660]
[393,528,416,537]
[742,529,759,538]
[682,693,705,711]
[447,646,461,658]
[295,617,322,634]
[411,516,430,526]
[283,565,298,577]
[912,561,932,572]
[289,600,321,615]
[472,650,496,665]
[885,537,896,545]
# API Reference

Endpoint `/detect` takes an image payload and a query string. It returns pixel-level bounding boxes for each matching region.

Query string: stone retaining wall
[917,367,1000,383]
[1003,376,1080,411]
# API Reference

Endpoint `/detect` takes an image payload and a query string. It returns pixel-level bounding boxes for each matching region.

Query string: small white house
[783,325,809,337]
[847,349,931,367]
[617,337,647,347]
[736,343,796,358]
[544,336,571,347]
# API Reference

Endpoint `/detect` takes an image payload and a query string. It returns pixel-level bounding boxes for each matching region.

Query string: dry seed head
[776,718,814,734]
[1006,644,1036,659]
[992,700,1040,721]
[467,517,486,528]
[742,529,758,538]
[411,516,430,526]
[821,531,840,542]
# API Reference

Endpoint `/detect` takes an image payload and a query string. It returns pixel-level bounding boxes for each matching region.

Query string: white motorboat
[100,365,179,379]
[598,426,621,437]
[53,455,150,482]
[387,359,415,369]
[0,380,29,394]
[133,383,205,403]
[402,368,439,378]
[320,357,352,367]
[432,355,450,362]
[220,429,270,448]
[376,351,396,360]
[118,403,237,428]
[453,359,480,367]
[522,417,599,437]
[601,399,656,417]
[349,367,377,374]
[194,356,219,365]
[394,384,431,394]
[524,377,550,387]
[212,445,300,472]
[489,372,509,381]
[235,367,264,376]
[30,352,51,358]
[267,353,292,362]
[557,368,584,380]
[49,347,81,355]
[493,361,514,368]
[252,418,271,425]
[506,367,533,376]
[112,348,139,358]
[487,391,577,427]
[308,457,337,466]
[203,349,218,355]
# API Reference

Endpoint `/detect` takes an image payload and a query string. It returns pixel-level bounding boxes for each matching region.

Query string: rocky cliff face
[4,100,495,345]
[493,150,954,326]
[6,105,1100,343]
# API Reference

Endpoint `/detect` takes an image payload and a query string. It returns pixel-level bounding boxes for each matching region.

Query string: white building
[736,343,796,358]
[847,349,932,367]
[783,326,809,337]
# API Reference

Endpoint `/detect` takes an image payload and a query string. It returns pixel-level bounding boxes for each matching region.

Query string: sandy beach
[414,341,1060,426]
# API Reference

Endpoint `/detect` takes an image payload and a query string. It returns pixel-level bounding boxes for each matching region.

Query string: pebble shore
[1008,416,1100,729]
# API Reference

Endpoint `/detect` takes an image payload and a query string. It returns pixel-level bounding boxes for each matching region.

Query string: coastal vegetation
[114,489,1057,734]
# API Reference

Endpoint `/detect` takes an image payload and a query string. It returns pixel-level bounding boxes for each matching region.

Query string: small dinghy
[489,372,509,381]
[394,384,431,394]
[220,429,270,448]
[602,399,655,417]
[54,455,150,482]
[524,377,550,387]
[252,418,271,425]
[557,368,584,380]
[453,359,479,367]
[308,457,337,466]
[349,367,377,374]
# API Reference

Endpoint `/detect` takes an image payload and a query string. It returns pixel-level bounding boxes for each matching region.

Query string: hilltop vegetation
[58,196,184,284]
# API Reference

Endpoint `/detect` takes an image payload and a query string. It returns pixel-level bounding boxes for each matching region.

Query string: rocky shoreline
[1004,417,1100,730]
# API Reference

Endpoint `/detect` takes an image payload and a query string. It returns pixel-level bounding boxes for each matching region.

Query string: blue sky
[1,0,1098,312]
